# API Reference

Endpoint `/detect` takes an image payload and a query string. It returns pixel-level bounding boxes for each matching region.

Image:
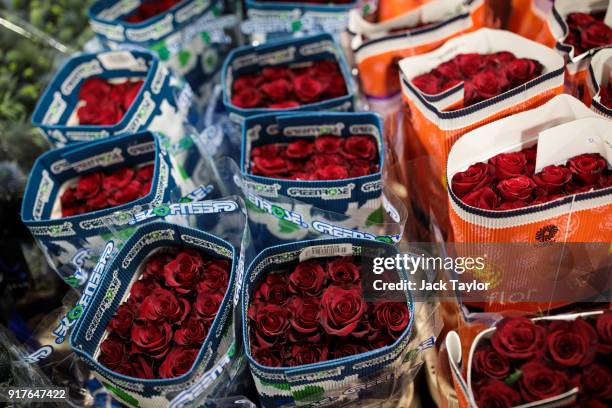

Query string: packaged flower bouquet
[447,94,612,244]
[70,221,238,407]
[240,111,387,247]
[89,0,233,98]
[241,238,415,407]
[446,310,612,407]
[505,0,556,48]
[221,33,355,122]
[588,47,612,117]
[21,131,179,288]
[349,0,487,100]
[31,50,215,195]
[242,0,357,42]
[398,28,565,236]
[547,0,612,102]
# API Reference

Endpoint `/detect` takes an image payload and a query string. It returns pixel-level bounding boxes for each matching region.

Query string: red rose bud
[232,75,263,93]
[287,296,321,334]
[262,66,290,80]
[315,164,349,180]
[164,249,204,294]
[197,260,230,294]
[596,310,612,354]
[489,151,527,180]
[341,135,377,160]
[174,316,208,347]
[475,380,521,408]
[486,51,517,67]
[451,162,494,198]
[332,343,368,360]
[371,302,410,339]
[412,73,442,95]
[314,135,342,154]
[567,153,607,186]
[320,285,366,336]
[261,79,293,102]
[158,347,198,379]
[327,257,360,285]
[252,347,283,367]
[456,53,485,77]
[545,318,598,367]
[567,12,596,27]
[518,360,569,402]
[231,88,263,108]
[255,273,290,305]
[580,363,612,400]
[491,317,545,360]
[194,291,224,322]
[462,186,500,210]
[285,140,314,159]
[504,58,542,87]
[138,287,190,323]
[75,172,102,199]
[288,260,326,296]
[115,355,155,379]
[251,156,287,176]
[248,303,290,347]
[433,60,462,80]
[580,21,612,51]
[533,165,572,193]
[129,278,161,304]
[130,320,173,359]
[268,100,300,109]
[107,303,135,339]
[98,336,127,370]
[286,343,328,367]
[472,70,503,100]
[293,74,324,102]
[497,201,527,210]
[497,176,536,203]
[141,253,169,282]
[472,345,510,381]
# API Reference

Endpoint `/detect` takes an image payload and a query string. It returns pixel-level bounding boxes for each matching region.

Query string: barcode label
[299,244,352,262]
[98,51,140,71]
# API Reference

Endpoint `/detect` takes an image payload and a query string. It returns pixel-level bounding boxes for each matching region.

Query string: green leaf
[504,369,522,386]
[365,206,384,227]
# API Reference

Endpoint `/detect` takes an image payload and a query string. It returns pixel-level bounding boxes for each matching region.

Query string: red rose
[75,172,102,199]
[519,361,569,402]
[433,60,462,80]
[288,260,326,296]
[106,179,142,206]
[138,287,190,323]
[311,153,344,168]
[371,302,410,339]
[545,318,597,367]
[194,291,224,322]
[504,58,542,86]
[475,380,521,408]
[293,75,324,102]
[455,53,485,77]
[580,21,612,51]
[349,159,374,178]
[533,165,572,193]
[103,167,135,191]
[320,285,366,336]
[327,257,360,285]
[522,145,537,165]
[115,355,155,379]
[341,135,377,160]
[268,100,300,109]
[451,162,494,198]
[332,343,368,359]
[231,88,263,108]
[287,296,320,334]
[412,73,442,95]
[324,74,347,98]
[252,156,287,176]
[255,273,290,305]
[129,278,160,304]
[462,186,500,210]
[158,347,198,379]
[86,194,107,212]
[472,345,510,381]
[491,317,545,359]
[497,176,536,202]
[77,102,123,126]
[98,335,127,369]
[596,310,612,354]
[567,12,595,27]
[261,79,293,102]
[286,343,328,366]
[486,51,516,67]
[164,249,203,294]
[130,320,173,359]
[580,363,612,400]
[567,153,607,186]
[309,60,339,79]
[262,66,290,80]
[233,75,264,93]
[472,70,503,100]
[197,260,230,294]
[497,201,527,210]
[120,80,143,110]
[579,398,609,408]
[107,303,135,338]
[314,164,349,180]
[252,347,283,367]
[489,151,527,180]
[600,82,612,108]
[60,187,79,208]
[314,135,342,154]
[286,140,314,159]
[248,303,290,347]
[351,315,372,339]
[79,77,112,104]
[174,316,208,347]
[141,253,168,282]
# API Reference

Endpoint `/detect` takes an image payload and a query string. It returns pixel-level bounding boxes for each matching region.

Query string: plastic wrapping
[505,0,555,47]
[88,0,237,100]
[398,28,565,238]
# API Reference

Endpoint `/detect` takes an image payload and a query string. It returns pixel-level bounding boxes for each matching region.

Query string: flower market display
[0,1,611,408]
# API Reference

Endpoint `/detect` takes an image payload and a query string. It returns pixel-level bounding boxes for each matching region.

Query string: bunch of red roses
[451,146,611,211]
[599,80,612,109]
[77,77,143,126]
[472,314,612,408]
[124,0,181,23]
[249,135,379,180]
[411,52,542,109]
[230,60,347,109]
[248,256,410,367]
[562,12,612,56]
[98,248,231,379]
[60,164,154,217]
